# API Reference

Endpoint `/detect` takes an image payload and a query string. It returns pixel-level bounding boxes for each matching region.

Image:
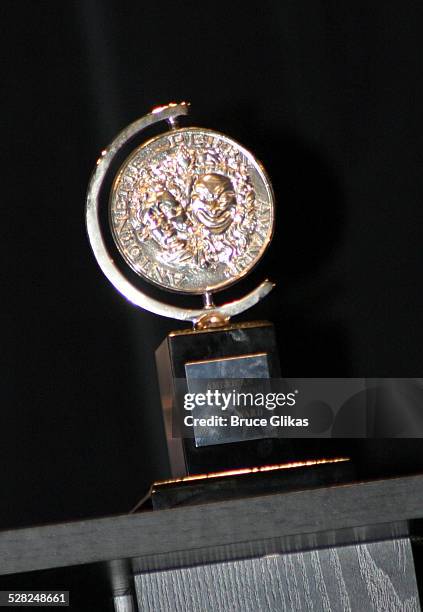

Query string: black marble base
[156,321,282,477]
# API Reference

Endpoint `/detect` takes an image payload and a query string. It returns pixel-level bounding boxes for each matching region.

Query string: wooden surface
[135,538,421,612]
[0,475,422,577]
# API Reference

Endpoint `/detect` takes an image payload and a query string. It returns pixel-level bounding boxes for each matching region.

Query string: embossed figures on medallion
[110,128,274,293]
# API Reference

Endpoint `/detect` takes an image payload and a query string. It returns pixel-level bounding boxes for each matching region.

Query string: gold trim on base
[168,320,273,337]
[153,457,350,488]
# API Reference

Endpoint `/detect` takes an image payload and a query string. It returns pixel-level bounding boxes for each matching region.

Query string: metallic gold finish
[168,319,273,337]
[86,102,275,323]
[110,127,274,294]
[153,457,350,487]
[130,457,351,512]
[184,351,268,366]
[194,312,230,330]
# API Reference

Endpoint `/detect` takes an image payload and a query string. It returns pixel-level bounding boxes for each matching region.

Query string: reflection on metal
[113,594,137,612]
[109,559,138,612]
[154,457,350,486]
[86,102,274,324]
[184,351,268,367]
[168,319,272,337]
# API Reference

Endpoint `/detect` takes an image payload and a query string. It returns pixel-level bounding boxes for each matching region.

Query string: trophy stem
[166,116,179,130]
[202,291,215,309]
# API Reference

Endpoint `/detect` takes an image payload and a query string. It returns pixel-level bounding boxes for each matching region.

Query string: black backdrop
[1,1,422,529]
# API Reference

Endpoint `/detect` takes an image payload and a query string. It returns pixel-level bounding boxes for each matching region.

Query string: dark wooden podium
[0,475,422,611]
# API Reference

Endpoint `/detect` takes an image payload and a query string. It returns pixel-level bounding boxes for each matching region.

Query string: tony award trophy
[87,103,350,508]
